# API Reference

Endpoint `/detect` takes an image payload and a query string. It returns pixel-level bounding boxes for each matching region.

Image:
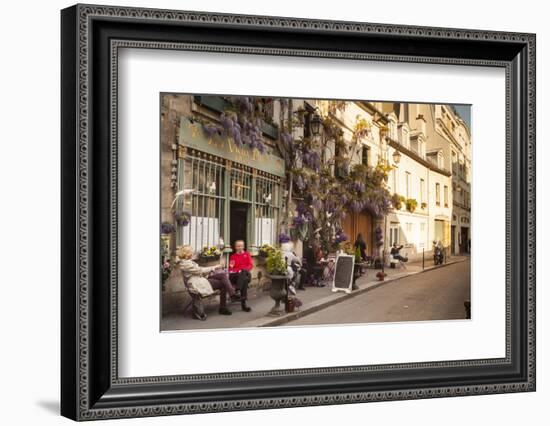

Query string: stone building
[434,105,472,254]
[378,103,454,262]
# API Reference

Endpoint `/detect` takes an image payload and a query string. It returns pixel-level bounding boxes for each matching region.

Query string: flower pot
[268,274,288,316]
[198,254,221,263]
[285,297,295,313]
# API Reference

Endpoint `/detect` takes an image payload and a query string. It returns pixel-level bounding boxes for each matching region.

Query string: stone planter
[267,274,288,316]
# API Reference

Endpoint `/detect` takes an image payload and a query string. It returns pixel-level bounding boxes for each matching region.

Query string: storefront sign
[332,254,355,294]
[178,117,285,177]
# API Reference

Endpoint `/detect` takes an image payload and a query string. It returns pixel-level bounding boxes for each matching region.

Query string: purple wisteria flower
[281,132,294,152]
[302,150,321,171]
[352,182,365,193]
[375,226,384,247]
[350,200,364,213]
[334,230,348,244]
[203,123,221,138]
[161,222,175,234]
[292,215,307,227]
[295,202,308,216]
[312,198,323,211]
[278,232,291,243]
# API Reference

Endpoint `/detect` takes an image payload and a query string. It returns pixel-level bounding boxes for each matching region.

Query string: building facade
[377,103,454,262]
[160,95,470,283]
[161,94,284,256]
[434,105,472,254]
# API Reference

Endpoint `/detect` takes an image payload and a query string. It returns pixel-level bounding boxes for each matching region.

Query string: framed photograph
[61,4,536,421]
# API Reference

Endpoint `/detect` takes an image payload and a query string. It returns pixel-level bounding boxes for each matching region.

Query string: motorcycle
[433,241,444,265]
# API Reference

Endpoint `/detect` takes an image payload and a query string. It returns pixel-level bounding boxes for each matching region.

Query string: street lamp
[392,148,402,165]
[310,111,322,137]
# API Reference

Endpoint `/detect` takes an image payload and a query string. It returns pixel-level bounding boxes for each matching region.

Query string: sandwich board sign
[332,254,355,294]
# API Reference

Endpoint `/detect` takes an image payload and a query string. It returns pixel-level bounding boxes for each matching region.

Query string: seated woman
[177,245,236,319]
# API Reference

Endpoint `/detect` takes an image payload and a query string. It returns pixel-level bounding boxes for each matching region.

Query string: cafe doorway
[230,201,250,248]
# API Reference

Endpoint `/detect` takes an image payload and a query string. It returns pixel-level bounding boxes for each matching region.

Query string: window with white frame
[178,153,225,252]
[254,174,280,247]
[389,224,399,247]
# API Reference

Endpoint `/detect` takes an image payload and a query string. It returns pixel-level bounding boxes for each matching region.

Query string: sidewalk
[161,255,469,331]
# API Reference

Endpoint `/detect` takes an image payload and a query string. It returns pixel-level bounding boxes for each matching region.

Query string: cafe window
[362,146,370,166]
[230,168,253,202]
[177,149,281,252]
[255,174,280,247]
[389,223,399,247]
[178,152,226,252]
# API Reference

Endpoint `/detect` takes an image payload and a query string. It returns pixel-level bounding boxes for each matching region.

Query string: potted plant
[160,222,175,235]
[174,210,191,227]
[258,243,276,258]
[266,249,289,316]
[391,193,406,210]
[376,271,387,281]
[198,246,221,262]
[405,198,418,213]
[421,202,427,210]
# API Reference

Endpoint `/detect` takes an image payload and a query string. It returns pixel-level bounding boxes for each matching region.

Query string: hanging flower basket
[406,198,418,213]
[174,211,191,227]
[278,232,291,244]
[160,222,175,235]
[392,193,406,210]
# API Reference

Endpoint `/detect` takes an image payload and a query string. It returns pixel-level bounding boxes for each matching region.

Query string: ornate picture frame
[61,4,535,420]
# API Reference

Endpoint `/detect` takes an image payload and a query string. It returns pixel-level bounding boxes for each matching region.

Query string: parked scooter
[433,240,444,265]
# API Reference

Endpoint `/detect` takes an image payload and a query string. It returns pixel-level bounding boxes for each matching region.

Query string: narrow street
[288,260,470,326]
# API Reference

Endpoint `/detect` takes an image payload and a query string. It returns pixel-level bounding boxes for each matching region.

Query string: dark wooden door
[230,201,249,247]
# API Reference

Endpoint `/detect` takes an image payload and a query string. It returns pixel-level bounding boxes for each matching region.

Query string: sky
[452,104,472,131]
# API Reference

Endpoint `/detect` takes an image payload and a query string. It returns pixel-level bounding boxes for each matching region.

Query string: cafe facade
[174,115,286,256]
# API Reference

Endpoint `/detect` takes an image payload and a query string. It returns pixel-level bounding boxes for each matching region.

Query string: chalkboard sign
[332,254,355,294]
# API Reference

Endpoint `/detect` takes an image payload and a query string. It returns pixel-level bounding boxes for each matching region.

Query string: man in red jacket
[228,240,253,312]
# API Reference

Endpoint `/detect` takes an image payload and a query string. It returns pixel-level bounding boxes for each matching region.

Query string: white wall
[0,0,546,425]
